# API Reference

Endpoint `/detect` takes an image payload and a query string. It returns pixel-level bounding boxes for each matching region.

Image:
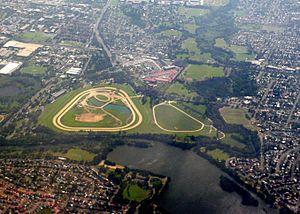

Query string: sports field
[184,64,224,81]
[219,107,257,131]
[39,84,225,138]
[19,31,51,43]
[20,64,47,75]
[51,86,142,132]
[123,184,150,202]
[153,101,204,133]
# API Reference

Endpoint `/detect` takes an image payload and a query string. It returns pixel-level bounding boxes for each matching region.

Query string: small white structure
[0,62,23,75]
[66,67,82,76]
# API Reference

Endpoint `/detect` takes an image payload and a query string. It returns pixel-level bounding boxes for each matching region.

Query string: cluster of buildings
[0,159,125,213]
[232,0,299,68]
[0,0,96,44]
[0,37,43,75]
[33,46,89,77]
[122,56,181,83]
[225,65,300,212]
[143,69,180,83]
[0,159,166,213]
[100,3,184,61]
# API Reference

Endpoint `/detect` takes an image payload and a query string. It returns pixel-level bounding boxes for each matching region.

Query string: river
[107,142,278,214]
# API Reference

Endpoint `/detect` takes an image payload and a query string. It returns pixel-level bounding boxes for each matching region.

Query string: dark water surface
[108,142,277,214]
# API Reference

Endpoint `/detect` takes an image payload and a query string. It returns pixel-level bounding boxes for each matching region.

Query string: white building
[0,62,23,75]
[66,67,82,76]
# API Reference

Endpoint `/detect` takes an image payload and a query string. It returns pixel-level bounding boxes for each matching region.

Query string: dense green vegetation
[193,0,238,63]
[0,75,40,113]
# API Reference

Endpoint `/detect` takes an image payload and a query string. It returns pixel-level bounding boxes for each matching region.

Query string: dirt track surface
[52,87,143,132]
[0,115,4,123]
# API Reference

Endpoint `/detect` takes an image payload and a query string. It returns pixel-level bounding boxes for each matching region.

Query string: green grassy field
[110,0,119,6]
[19,31,51,43]
[181,102,207,115]
[59,94,132,128]
[207,149,230,161]
[182,38,199,53]
[176,53,213,63]
[203,0,229,6]
[184,24,198,34]
[190,53,213,62]
[262,25,284,33]
[219,107,257,131]
[39,84,220,138]
[178,7,209,18]
[60,40,85,48]
[155,104,203,131]
[160,29,182,37]
[87,97,105,107]
[50,148,96,162]
[184,64,224,81]
[214,38,255,61]
[166,83,197,98]
[38,87,87,131]
[20,64,47,75]
[123,184,150,202]
[221,134,246,149]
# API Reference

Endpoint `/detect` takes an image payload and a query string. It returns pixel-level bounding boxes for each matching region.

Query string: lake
[108,142,277,214]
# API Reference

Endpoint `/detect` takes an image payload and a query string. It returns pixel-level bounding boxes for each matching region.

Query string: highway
[93,0,115,66]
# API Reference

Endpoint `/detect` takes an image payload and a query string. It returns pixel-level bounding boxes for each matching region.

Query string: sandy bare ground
[75,113,105,122]
[3,40,43,57]
[0,115,4,123]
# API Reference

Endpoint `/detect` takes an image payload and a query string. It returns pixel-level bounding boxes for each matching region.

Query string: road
[93,0,115,66]
[252,80,275,119]
[286,92,300,127]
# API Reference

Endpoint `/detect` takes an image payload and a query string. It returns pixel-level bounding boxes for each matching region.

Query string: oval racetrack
[52,87,143,132]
